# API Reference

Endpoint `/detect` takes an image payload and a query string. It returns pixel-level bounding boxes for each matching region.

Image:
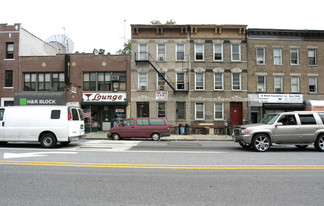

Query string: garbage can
[174,126,179,134]
[185,124,190,135]
[179,124,185,134]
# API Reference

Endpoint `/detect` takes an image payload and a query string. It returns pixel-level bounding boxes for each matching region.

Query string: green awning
[81,101,128,106]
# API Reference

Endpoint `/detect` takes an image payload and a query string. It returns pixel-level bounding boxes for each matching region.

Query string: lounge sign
[83,93,126,102]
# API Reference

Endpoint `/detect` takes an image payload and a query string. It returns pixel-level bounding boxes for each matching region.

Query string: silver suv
[232,111,324,152]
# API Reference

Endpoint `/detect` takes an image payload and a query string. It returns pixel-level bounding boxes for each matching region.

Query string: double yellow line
[1,160,324,170]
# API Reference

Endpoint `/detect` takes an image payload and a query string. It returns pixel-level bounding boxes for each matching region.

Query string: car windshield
[260,114,281,125]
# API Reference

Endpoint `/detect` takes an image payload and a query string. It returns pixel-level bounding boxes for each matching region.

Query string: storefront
[14,92,66,106]
[81,92,128,133]
[248,93,304,123]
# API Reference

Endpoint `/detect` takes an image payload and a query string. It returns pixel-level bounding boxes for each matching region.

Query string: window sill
[3,87,14,90]
[4,58,15,61]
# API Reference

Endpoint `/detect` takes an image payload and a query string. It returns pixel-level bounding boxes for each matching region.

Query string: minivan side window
[122,119,134,126]
[137,119,150,126]
[149,119,166,126]
[0,109,4,121]
[51,110,61,119]
[299,114,317,125]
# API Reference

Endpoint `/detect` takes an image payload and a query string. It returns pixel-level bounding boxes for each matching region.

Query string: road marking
[3,152,78,159]
[1,161,324,170]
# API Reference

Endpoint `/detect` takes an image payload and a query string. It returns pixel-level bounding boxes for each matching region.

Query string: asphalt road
[1,140,324,206]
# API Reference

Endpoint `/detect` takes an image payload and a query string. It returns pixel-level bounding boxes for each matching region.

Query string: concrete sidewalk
[85,131,233,141]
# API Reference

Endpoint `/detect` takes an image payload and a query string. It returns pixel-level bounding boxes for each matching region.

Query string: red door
[230,102,243,125]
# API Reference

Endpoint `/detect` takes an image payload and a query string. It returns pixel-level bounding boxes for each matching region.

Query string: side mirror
[275,122,283,127]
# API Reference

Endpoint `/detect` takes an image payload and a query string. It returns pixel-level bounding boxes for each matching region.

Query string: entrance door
[102,111,111,131]
[137,102,149,117]
[251,112,258,123]
[230,102,243,125]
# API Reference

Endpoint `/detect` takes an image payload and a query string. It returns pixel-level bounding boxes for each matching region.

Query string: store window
[137,102,149,117]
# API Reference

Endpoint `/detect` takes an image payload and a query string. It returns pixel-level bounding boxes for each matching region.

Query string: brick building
[130,24,248,134]
[247,29,324,123]
[0,23,57,106]
[18,54,131,132]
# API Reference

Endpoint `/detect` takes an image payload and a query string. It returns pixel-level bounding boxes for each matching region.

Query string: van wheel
[314,135,324,152]
[40,133,57,148]
[151,133,160,141]
[252,134,270,152]
[112,133,120,140]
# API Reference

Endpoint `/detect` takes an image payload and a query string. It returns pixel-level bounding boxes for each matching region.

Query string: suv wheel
[314,135,324,152]
[252,134,270,152]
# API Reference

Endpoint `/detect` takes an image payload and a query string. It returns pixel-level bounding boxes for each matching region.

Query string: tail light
[68,113,72,120]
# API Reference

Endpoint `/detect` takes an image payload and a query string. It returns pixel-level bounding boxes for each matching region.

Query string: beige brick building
[131,24,248,134]
[247,29,324,123]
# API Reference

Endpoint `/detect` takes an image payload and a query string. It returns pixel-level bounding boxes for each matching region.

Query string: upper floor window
[24,72,65,91]
[195,102,205,120]
[214,44,223,61]
[308,49,317,65]
[157,44,166,61]
[256,48,265,64]
[257,76,266,92]
[214,102,224,120]
[309,76,317,93]
[232,73,241,90]
[273,48,282,65]
[6,43,14,59]
[157,73,166,91]
[195,73,205,90]
[138,73,148,91]
[176,44,185,61]
[176,73,185,90]
[214,73,223,90]
[274,76,283,93]
[157,102,166,118]
[290,48,299,65]
[139,44,148,60]
[83,72,126,92]
[5,70,13,87]
[195,44,204,61]
[231,44,241,61]
[291,76,300,93]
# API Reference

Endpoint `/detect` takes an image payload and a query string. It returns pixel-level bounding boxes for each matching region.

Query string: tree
[116,40,131,55]
[151,19,176,25]
[150,20,162,25]
[93,48,106,55]
[166,19,176,25]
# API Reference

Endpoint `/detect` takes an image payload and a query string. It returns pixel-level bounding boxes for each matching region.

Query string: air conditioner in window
[140,86,147,90]
[275,88,281,93]
[159,85,165,90]
[111,76,119,81]
[257,88,264,92]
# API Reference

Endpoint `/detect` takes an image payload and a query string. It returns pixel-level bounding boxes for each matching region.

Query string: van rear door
[0,109,4,141]
[68,107,85,139]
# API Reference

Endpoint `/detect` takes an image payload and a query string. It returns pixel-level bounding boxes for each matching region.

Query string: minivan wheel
[40,133,57,148]
[151,133,160,141]
[314,135,324,152]
[252,134,270,152]
[112,133,120,141]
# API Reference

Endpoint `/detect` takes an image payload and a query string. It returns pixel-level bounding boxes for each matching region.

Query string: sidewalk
[85,131,233,141]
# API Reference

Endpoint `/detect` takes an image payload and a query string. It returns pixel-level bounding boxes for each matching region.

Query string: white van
[0,106,85,148]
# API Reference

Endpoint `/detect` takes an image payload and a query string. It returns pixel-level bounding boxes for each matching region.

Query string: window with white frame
[6,43,14,59]
[290,48,299,65]
[214,102,224,120]
[139,44,148,60]
[214,44,223,61]
[257,76,266,92]
[256,48,265,64]
[232,73,241,90]
[157,102,166,117]
[195,73,204,90]
[176,102,186,119]
[291,76,300,93]
[195,103,205,120]
[157,73,166,90]
[308,49,317,65]
[138,73,148,90]
[176,73,185,90]
[309,76,317,93]
[231,44,241,61]
[176,44,185,61]
[273,48,282,65]
[214,73,223,90]
[157,44,166,61]
[195,44,204,61]
[274,76,283,93]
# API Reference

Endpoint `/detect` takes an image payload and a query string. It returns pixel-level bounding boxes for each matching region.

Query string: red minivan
[107,117,170,141]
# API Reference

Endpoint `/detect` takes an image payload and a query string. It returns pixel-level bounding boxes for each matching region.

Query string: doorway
[137,102,149,117]
[230,102,243,125]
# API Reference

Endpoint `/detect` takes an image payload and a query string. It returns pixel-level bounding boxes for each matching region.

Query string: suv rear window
[299,114,317,125]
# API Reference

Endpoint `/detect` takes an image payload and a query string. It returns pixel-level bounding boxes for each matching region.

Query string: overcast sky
[2,0,323,54]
